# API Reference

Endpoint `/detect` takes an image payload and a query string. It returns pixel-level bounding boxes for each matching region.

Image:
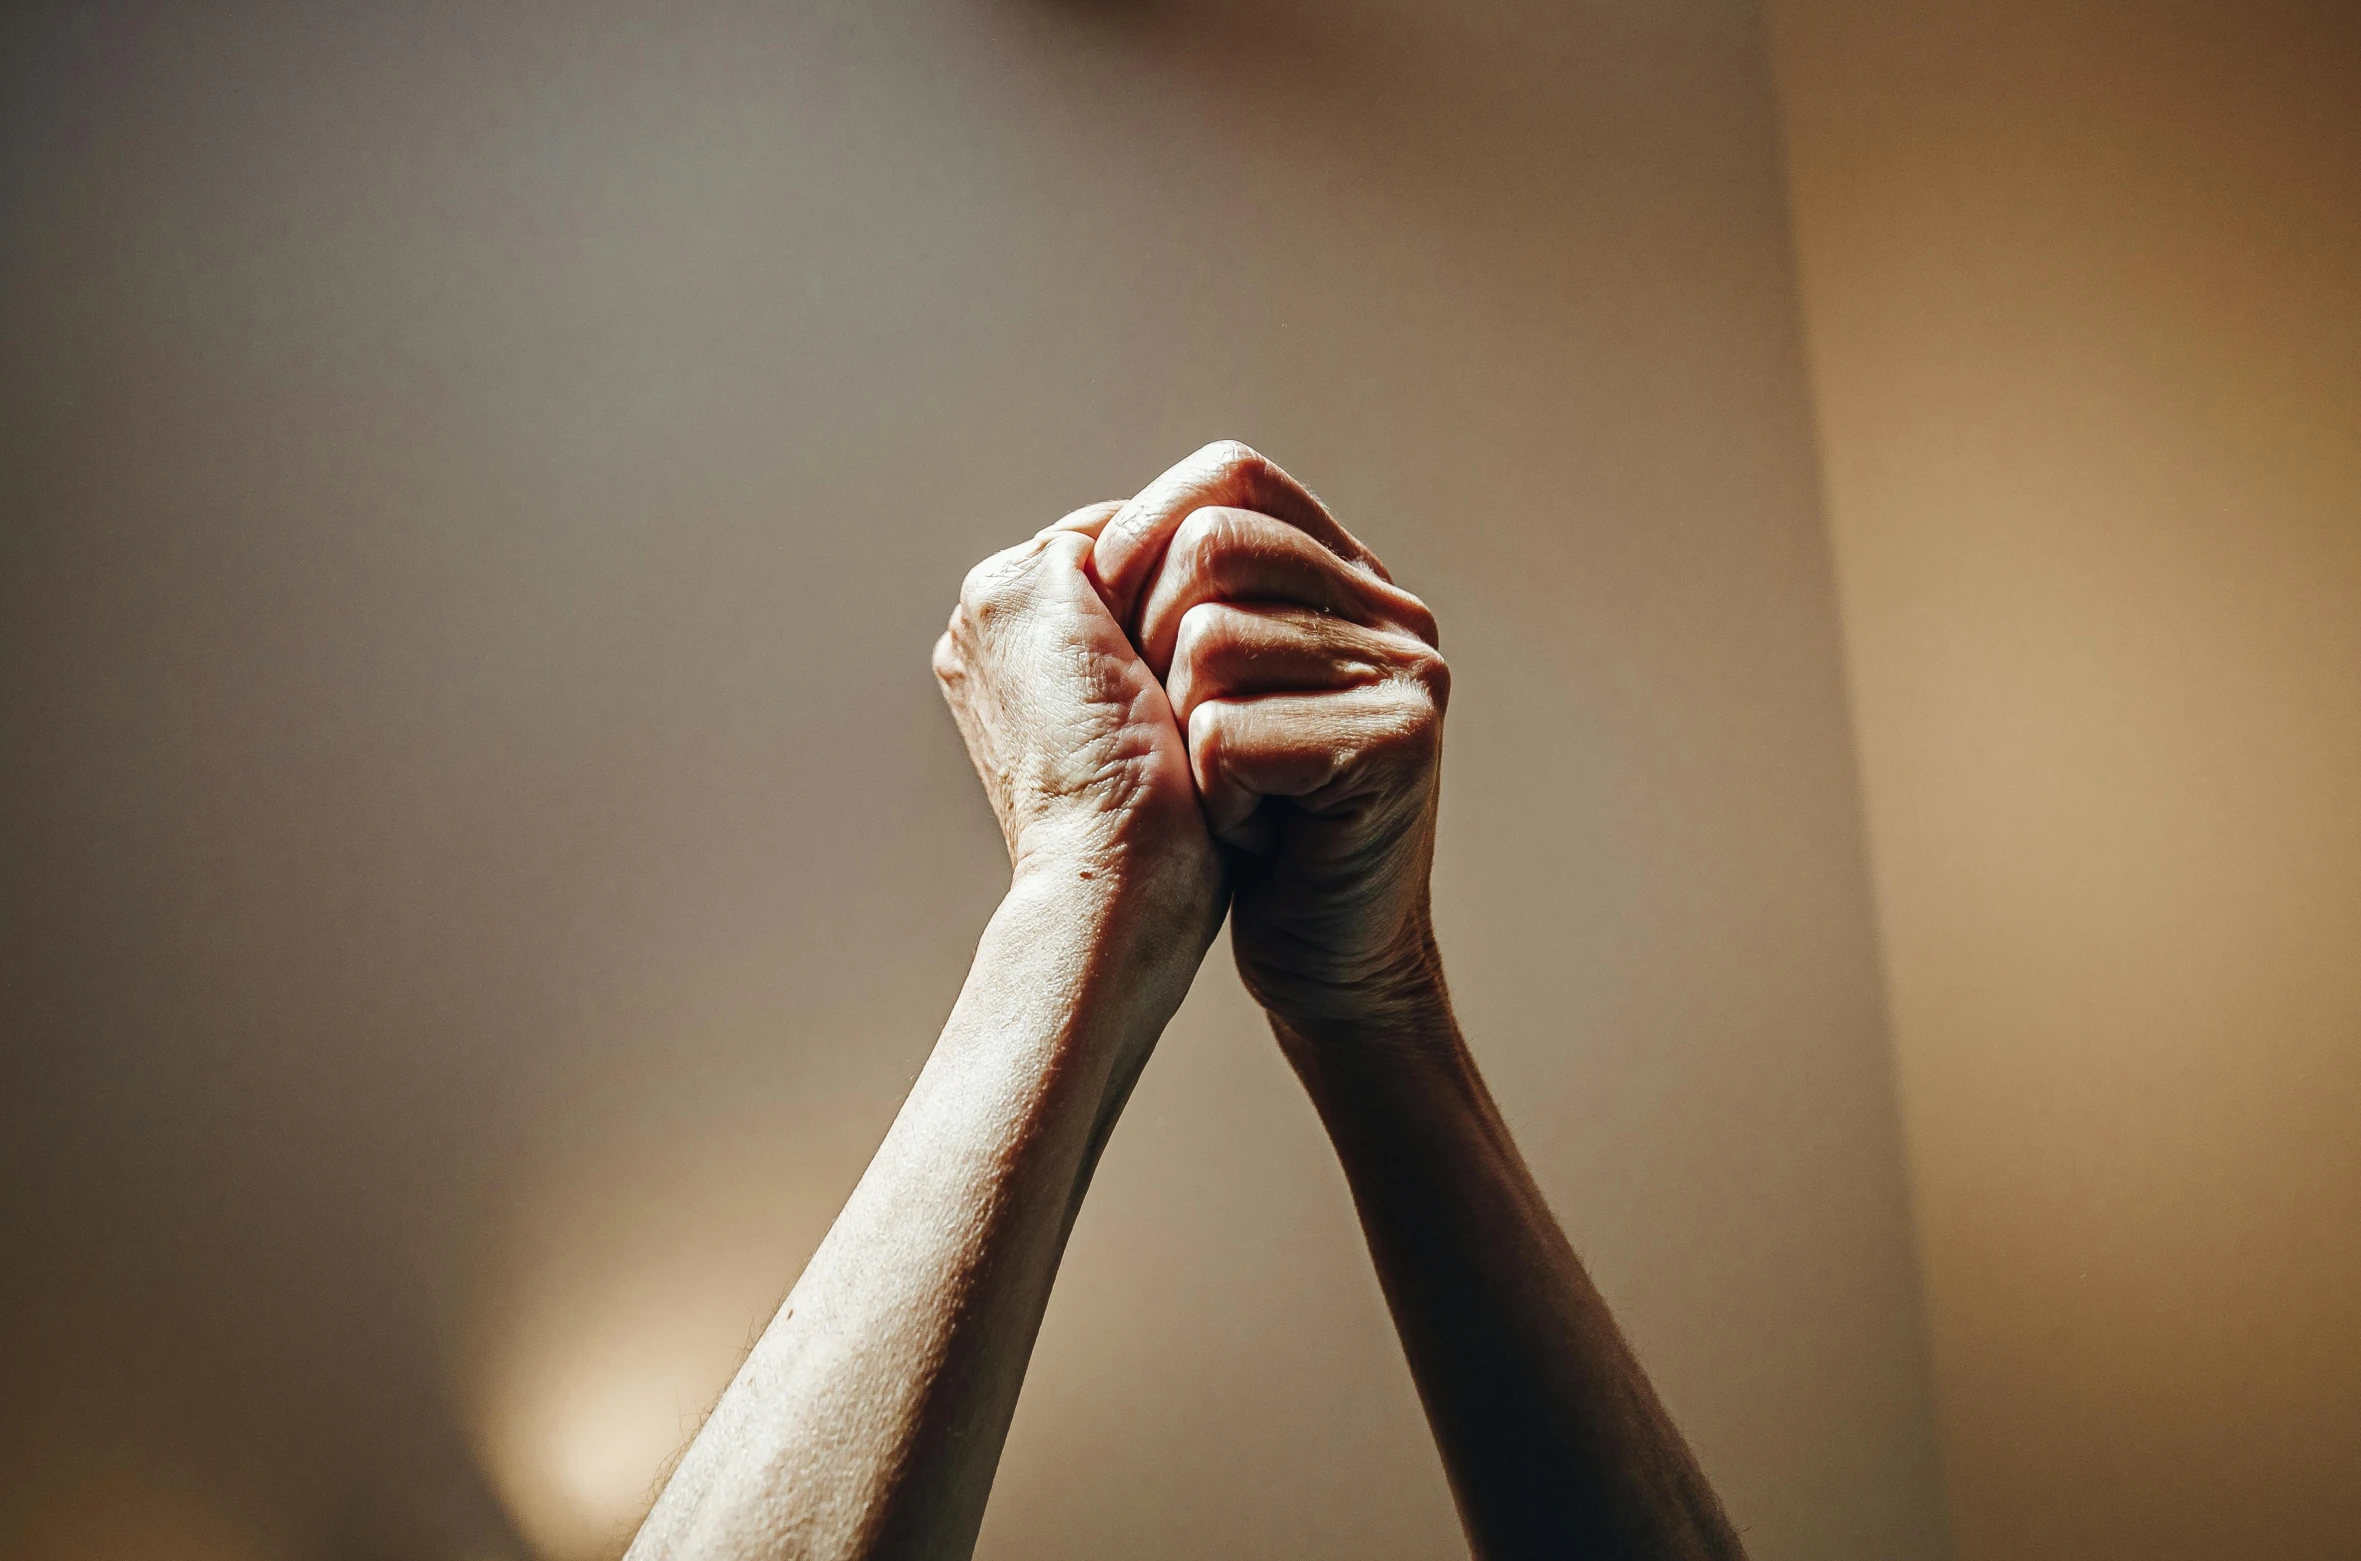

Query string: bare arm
[1280,990,1741,1559]
[627,507,1224,1560]
[1095,442,1747,1560]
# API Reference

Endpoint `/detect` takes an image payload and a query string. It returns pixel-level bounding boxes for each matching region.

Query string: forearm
[629,868,1206,1561]
[1278,983,1744,1561]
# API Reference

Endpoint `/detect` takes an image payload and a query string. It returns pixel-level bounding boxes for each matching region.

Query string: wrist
[1254,913,1454,1048]
[1269,977,1458,1064]
[1270,981,1476,1136]
[1012,802,1220,927]
[1005,834,1223,991]
[947,865,1212,1119]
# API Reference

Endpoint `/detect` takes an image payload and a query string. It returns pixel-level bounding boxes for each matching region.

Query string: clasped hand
[631,441,1744,1561]
[933,440,1450,1038]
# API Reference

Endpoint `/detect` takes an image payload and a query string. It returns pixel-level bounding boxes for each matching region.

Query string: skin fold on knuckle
[1356,578,1436,646]
[1362,696,1442,802]
[1307,614,1392,682]
[1160,511,1231,612]
[1172,600,1222,666]
[1264,716,1359,806]
[960,538,1048,624]
[1378,673,1443,747]
[1185,701,1237,796]
[1297,691,1425,812]
[1399,596,1441,648]
[1196,438,1267,483]
[1397,641,1451,711]
[1039,529,1093,571]
[1168,601,1245,708]
[1175,506,1230,562]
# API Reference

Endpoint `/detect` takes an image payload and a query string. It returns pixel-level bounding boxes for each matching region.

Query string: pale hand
[933,502,1222,928]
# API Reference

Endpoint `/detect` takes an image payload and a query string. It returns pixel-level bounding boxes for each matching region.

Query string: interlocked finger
[1136,507,1433,678]
[1164,603,1410,725]
[1039,500,1125,540]
[1091,440,1385,627]
[1186,679,1444,848]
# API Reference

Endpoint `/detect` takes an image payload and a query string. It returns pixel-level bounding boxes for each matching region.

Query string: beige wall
[0,3,1945,1559]
[1768,2,2361,1555]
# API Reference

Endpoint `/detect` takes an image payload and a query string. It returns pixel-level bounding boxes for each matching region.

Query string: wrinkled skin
[931,502,1223,935]
[1090,440,1451,1032]
[629,444,1744,1561]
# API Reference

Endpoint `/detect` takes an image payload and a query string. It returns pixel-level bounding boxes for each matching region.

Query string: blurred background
[0,2,2352,1558]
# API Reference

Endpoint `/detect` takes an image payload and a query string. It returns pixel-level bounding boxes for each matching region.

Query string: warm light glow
[465,1116,863,1561]
[484,1319,726,1559]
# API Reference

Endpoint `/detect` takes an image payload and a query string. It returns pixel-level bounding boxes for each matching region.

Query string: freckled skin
[626,445,1745,1561]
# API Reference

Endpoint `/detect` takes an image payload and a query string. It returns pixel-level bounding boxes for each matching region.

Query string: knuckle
[1198,438,1268,481]
[1173,600,1226,667]
[1186,699,1228,761]
[1374,674,1444,758]
[1171,507,1227,571]
[1043,499,1123,537]
[1390,589,1440,647]
[957,542,1035,618]
[1404,643,1451,710]
[957,559,996,615]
